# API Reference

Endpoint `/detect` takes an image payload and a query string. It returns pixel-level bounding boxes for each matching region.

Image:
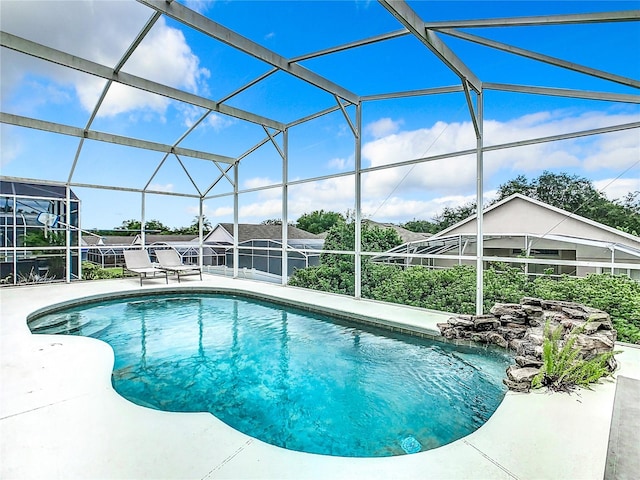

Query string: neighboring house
[203,223,325,277]
[203,223,324,244]
[83,234,199,267]
[373,194,640,280]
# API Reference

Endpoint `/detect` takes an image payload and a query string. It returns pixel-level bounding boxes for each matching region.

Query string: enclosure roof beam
[378,0,482,93]
[484,83,640,103]
[439,28,640,89]
[287,105,343,129]
[423,10,640,28]
[1,112,237,164]
[0,31,285,131]
[137,0,360,104]
[289,28,410,63]
[361,85,463,102]
[0,175,201,198]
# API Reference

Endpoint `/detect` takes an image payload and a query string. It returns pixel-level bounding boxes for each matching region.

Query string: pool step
[29,315,112,338]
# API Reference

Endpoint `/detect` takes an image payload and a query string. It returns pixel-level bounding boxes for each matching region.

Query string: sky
[1,0,639,230]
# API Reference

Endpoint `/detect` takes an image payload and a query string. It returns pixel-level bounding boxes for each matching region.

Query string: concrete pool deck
[2,275,639,479]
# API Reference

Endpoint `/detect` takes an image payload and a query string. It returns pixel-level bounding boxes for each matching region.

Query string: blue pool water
[29,293,512,457]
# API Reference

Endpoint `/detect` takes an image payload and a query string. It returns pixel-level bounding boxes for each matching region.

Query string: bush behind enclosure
[290,263,640,344]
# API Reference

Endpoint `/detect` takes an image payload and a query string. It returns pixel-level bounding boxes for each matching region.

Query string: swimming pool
[28,292,512,457]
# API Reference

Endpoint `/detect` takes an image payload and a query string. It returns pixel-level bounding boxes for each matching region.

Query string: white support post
[610,246,615,275]
[233,164,239,279]
[65,185,72,283]
[524,235,530,276]
[281,128,288,286]
[141,192,146,247]
[198,197,204,269]
[475,91,484,316]
[355,103,362,299]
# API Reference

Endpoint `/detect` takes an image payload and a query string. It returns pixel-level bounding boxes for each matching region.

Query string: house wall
[205,227,233,243]
[443,197,640,250]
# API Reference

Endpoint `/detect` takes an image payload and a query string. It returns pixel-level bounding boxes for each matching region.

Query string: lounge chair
[154,249,203,283]
[123,249,168,286]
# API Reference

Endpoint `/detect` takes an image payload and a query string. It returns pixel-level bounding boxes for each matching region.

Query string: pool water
[29,293,512,457]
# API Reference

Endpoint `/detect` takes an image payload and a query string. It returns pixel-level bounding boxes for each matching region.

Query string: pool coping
[2,275,640,479]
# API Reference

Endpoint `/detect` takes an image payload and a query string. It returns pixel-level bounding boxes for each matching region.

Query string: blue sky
[1,0,639,230]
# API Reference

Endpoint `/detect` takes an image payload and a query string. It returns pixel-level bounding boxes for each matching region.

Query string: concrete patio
[2,275,639,479]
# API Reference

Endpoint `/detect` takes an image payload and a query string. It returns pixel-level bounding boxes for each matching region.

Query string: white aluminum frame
[1,1,638,313]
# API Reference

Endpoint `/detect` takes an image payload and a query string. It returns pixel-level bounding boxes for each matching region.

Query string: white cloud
[1,1,210,120]
[206,113,236,131]
[593,177,640,201]
[239,199,282,219]
[235,105,640,223]
[327,156,353,170]
[0,126,23,167]
[365,117,404,138]
[182,0,212,14]
[361,110,640,199]
[362,191,498,223]
[148,183,174,193]
[243,177,280,190]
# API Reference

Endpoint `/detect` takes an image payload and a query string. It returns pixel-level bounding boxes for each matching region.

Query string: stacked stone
[436,297,617,392]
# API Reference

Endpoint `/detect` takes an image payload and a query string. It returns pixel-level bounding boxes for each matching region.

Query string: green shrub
[531,322,618,391]
[289,260,640,344]
[531,273,640,344]
[81,261,123,280]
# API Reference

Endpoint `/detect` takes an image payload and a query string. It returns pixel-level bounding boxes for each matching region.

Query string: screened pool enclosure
[1,1,638,312]
[1,180,81,284]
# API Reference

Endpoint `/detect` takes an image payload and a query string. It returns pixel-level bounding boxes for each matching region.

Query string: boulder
[521,297,543,307]
[524,327,545,346]
[436,298,617,393]
[562,306,589,320]
[490,303,523,317]
[508,338,525,352]
[473,317,501,332]
[448,317,474,328]
[522,304,544,318]
[487,332,508,348]
[500,314,526,325]
[583,322,602,335]
[507,365,540,383]
[515,355,543,368]
[574,332,615,357]
[587,311,611,322]
[560,318,585,331]
[471,332,491,343]
[498,324,528,341]
[503,378,531,393]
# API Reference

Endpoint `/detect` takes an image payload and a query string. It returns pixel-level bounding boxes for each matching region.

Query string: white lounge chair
[154,249,202,283]
[123,249,168,286]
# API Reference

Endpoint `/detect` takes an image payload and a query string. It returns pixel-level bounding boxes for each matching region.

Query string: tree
[145,219,171,233]
[174,216,213,235]
[402,219,439,234]
[433,201,477,231]
[115,219,141,233]
[114,219,171,234]
[495,171,640,234]
[322,221,403,260]
[289,220,403,296]
[261,219,283,225]
[497,171,602,215]
[296,210,345,234]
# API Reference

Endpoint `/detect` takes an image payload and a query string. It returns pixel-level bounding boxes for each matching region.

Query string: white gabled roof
[430,193,640,245]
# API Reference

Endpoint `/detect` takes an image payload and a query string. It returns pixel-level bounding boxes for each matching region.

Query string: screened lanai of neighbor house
[1,0,638,313]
